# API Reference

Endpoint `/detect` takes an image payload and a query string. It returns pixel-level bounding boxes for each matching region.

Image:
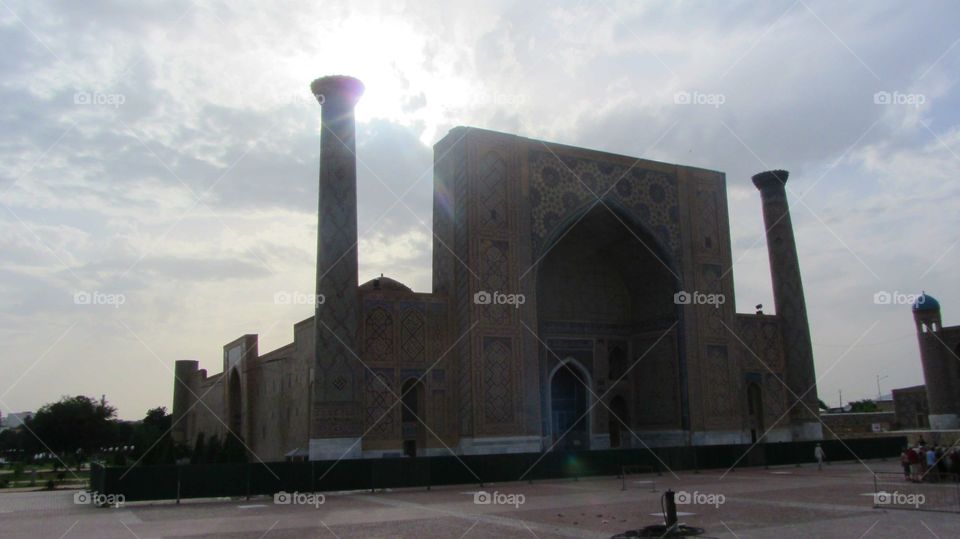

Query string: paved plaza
[1,460,958,538]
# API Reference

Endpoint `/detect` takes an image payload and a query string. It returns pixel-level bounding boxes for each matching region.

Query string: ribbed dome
[913,292,940,312]
[359,275,413,293]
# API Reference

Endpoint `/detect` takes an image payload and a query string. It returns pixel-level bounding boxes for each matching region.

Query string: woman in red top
[900,448,911,480]
[907,447,920,482]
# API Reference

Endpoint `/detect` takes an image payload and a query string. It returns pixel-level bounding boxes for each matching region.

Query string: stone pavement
[0,460,958,538]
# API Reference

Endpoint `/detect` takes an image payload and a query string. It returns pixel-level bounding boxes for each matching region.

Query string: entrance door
[401,379,424,457]
[551,362,589,450]
[747,383,764,443]
[608,396,628,448]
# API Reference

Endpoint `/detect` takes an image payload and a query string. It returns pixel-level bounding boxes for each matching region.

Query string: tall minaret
[912,293,960,429]
[309,75,364,460]
[752,170,822,440]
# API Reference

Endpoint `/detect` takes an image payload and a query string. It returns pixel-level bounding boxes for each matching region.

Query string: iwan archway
[536,202,685,450]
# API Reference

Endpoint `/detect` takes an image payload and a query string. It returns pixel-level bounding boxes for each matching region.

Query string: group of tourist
[900,439,959,482]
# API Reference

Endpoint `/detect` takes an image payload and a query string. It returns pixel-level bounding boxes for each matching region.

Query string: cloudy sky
[1,0,958,420]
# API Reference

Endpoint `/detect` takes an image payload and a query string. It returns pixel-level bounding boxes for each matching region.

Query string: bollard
[663,489,678,529]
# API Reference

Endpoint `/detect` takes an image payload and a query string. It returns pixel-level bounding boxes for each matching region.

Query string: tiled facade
[170,78,822,462]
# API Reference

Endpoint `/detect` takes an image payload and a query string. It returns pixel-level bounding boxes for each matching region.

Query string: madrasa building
[170,75,823,462]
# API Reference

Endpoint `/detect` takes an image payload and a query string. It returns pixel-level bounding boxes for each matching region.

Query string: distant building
[892,385,929,430]
[820,410,894,438]
[820,386,932,437]
[874,393,895,413]
[0,411,33,429]
[911,293,960,429]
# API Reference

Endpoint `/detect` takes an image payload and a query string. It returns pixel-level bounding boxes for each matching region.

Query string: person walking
[926,446,939,482]
[814,443,826,471]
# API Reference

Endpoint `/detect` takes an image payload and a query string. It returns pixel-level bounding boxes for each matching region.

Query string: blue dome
[913,293,940,312]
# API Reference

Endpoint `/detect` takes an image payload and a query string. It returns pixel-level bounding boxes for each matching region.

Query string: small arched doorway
[747,382,764,443]
[608,396,629,448]
[550,361,590,451]
[400,379,425,457]
[228,369,242,437]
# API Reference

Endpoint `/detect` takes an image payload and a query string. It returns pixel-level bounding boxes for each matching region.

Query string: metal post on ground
[176,466,181,504]
[246,464,251,501]
[528,454,536,485]
[370,461,375,493]
[664,490,678,531]
[310,461,315,493]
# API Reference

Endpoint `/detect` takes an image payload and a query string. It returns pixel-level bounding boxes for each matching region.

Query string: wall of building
[893,386,929,430]
[358,289,453,457]
[185,372,226,446]
[429,127,795,450]
[176,125,811,458]
[736,314,792,442]
[820,412,895,438]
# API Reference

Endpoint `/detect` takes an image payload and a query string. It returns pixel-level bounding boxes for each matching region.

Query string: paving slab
[1,459,958,538]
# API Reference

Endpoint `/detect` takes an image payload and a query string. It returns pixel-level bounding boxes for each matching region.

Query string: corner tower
[912,293,960,429]
[309,75,364,460]
[752,169,821,440]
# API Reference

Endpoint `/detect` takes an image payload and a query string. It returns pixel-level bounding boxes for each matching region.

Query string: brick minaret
[752,170,821,440]
[309,75,365,459]
[912,294,960,429]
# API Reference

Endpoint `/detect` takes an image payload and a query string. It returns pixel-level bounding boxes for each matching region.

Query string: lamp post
[876,375,888,400]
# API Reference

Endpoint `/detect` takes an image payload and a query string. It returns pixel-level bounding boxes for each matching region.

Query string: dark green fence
[89,436,906,502]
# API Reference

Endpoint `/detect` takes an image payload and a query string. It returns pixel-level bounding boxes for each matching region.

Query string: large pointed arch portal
[536,202,685,449]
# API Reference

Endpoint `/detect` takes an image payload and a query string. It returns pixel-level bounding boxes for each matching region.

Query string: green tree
[849,399,879,413]
[218,434,247,463]
[27,395,117,463]
[0,428,31,461]
[130,407,174,465]
[204,435,221,464]
[191,433,206,464]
